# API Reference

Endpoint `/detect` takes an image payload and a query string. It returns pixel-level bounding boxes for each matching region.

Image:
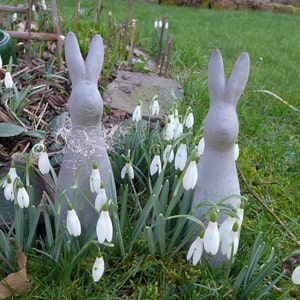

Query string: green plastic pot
[0,30,16,65]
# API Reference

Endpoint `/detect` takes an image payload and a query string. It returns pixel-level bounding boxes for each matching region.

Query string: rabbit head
[65,32,104,127]
[203,49,250,151]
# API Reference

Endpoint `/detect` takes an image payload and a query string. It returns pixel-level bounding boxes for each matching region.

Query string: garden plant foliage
[0,0,299,298]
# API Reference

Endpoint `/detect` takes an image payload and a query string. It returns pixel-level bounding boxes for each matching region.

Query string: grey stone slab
[103,71,184,119]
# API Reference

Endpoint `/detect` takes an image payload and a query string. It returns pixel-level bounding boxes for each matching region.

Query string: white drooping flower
[92,255,105,282]
[163,144,174,163]
[4,177,14,201]
[3,162,18,188]
[150,154,162,176]
[151,98,160,116]
[197,137,205,156]
[203,212,220,255]
[32,143,51,174]
[4,72,13,88]
[38,151,51,174]
[185,112,194,129]
[165,118,174,141]
[17,181,29,208]
[154,20,158,29]
[41,0,47,10]
[219,215,236,243]
[12,13,17,22]
[220,222,239,259]
[121,162,134,179]
[173,122,183,139]
[96,205,113,244]
[165,22,169,30]
[158,20,162,28]
[132,104,142,122]
[90,162,101,194]
[292,265,300,285]
[234,144,239,161]
[95,183,107,212]
[187,234,204,266]
[175,143,187,171]
[183,160,198,190]
[66,204,81,237]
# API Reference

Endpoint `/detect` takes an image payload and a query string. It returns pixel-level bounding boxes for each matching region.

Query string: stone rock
[103,71,184,119]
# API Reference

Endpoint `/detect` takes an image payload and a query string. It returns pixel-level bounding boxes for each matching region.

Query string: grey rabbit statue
[192,49,250,267]
[55,32,116,229]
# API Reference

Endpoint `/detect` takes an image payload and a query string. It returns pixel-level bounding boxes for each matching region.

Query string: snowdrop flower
[185,111,194,129]
[219,215,236,243]
[39,151,50,174]
[3,161,18,187]
[17,181,29,208]
[292,266,300,285]
[4,177,14,201]
[197,138,205,156]
[175,143,187,171]
[41,0,47,10]
[154,20,158,29]
[172,108,179,124]
[4,72,13,88]
[220,222,239,259]
[151,98,160,116]
[90,162,101,194]
[203,212,220,255]
[121,162,134,179]
[234,144,239,161]
[92,255,105,282]
[32,4,36,12]
[95,183,107,212]
[132,103,142,122]
[165,22,169,30]
[173,122,183,139]
[163,144,174,163]
[66,204,81,237]
[33,143,51,174]
[187,233,204,265]
[158,20,162,28]
[150,154,162,176]
[183,160,197,190]
[169,114,175,125]
[96,204,113,244]
[12,13,17,22]
[165,118,174,141]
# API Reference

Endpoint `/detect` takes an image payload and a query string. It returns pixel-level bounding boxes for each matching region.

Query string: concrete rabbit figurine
[55,32,116,229]
[192,49,250,266]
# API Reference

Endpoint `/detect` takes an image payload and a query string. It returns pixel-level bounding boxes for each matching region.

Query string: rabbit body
[55,32,116,229]
[192,49,250,266]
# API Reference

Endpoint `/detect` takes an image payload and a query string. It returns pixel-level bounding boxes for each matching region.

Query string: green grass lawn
[1,0,300,298]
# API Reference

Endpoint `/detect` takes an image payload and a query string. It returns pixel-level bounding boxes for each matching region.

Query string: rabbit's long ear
[85,34,104,85]
[226,52,250,105]
[65,32,86,84]
[208,49,226,103]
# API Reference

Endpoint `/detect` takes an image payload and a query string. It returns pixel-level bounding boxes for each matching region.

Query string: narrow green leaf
[130,170,165,249]
[156,214,166,256]
[144,226,156,255]
[25,204,41,252]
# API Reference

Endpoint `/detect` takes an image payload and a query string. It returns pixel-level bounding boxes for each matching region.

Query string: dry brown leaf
[0,252,32,299]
